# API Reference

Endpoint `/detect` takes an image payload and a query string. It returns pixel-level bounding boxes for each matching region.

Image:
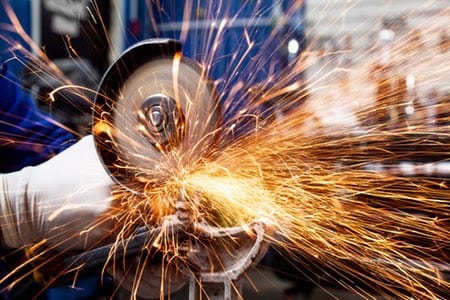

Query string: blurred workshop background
[1,0,449,299]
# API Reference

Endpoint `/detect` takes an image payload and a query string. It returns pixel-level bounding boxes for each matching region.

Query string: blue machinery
[1,0,306,103]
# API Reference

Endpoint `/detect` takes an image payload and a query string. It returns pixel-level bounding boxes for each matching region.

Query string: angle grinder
[92,39,221,191]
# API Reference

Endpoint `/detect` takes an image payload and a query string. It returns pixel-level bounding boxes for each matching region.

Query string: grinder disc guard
[93,39,221,189]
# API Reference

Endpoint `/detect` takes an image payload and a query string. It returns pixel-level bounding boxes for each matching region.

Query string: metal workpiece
[65,208,271,300]
[64,216,270,299]
[178,187,272,299]
[187,221,271,300]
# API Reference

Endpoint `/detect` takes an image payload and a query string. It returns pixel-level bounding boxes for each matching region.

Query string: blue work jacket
[0,62,76,172]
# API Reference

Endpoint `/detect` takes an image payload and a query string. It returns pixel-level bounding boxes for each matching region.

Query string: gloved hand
[0,135,115,251]
[110,256,189,299]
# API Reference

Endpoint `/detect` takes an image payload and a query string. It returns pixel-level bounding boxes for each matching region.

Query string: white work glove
[0,135,115,251]
[111,256,189,299]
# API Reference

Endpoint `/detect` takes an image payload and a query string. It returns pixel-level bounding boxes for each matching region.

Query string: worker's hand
[0,135,115,251]
[111,256,189,299]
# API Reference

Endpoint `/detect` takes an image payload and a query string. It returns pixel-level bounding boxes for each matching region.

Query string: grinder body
[93,39,221,190]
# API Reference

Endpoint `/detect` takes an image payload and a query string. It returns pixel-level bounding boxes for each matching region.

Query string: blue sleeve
[0,63,76,172]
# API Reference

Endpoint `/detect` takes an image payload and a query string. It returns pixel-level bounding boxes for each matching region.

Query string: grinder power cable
[67,39,271,300]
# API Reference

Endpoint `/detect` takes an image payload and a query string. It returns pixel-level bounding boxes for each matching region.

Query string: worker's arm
[0,135,188,296]
[0,62,76,173]
[0,135,114,251]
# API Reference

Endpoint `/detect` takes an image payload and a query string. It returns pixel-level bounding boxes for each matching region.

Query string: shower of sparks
[1,0,449,299]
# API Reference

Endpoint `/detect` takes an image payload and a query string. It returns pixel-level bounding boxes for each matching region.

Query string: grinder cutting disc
[93,39,221,189]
